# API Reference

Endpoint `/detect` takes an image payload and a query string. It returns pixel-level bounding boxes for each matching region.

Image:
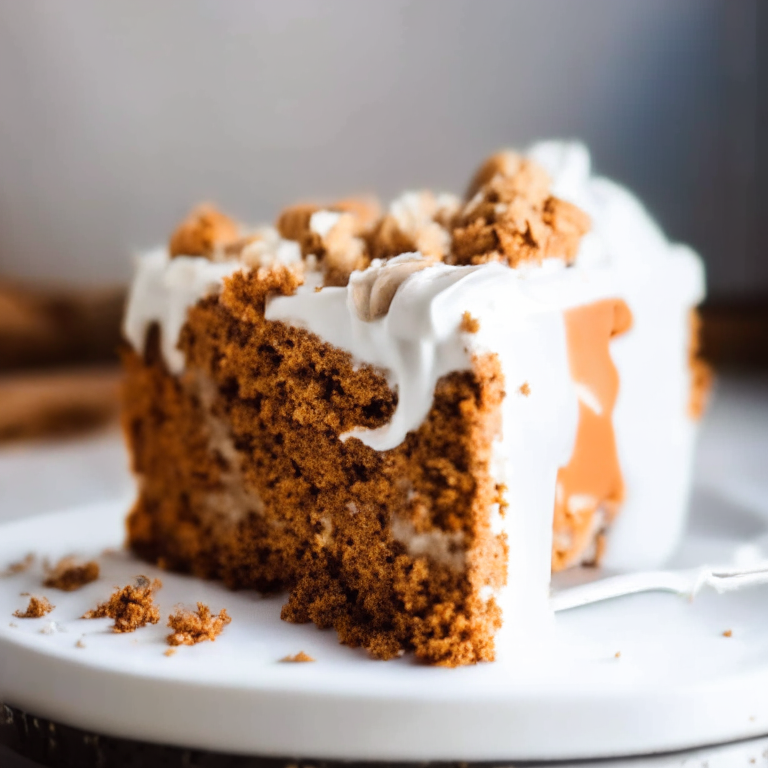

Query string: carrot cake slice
[121,142,707,666]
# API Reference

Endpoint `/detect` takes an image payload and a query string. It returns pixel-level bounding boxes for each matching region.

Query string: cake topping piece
[82,576,161,633]
[367,191,459,262]
[451,151,590,267]
[349,254,432,321]
[13,596,54,618]
[43,556,100,592]
[277,202,371,288]
[166,602,231,646]
[238,228,303,274]
[169,204,241,259]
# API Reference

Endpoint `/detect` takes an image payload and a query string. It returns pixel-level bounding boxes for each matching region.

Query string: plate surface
[0,488,767,763]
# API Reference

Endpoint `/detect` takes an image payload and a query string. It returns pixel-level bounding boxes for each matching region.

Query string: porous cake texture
[122,142,708,666]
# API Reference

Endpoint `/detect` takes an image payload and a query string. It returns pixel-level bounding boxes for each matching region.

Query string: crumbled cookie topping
[367,191,459,262]
[166,602,230,646]
[276,203,369,287]
[43,556,100,592]
[14,596,54,618]
[82,576,161,633]
[167,151,591,299]
[169,204,241,259]
[451,151,590,267]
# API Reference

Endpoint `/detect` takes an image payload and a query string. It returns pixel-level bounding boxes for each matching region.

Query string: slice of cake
[121,142,708,666]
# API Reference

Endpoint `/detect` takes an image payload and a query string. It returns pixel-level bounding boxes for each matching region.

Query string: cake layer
[124,290,506,666]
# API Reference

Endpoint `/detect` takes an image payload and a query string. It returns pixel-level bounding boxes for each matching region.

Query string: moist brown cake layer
[123,269,506,666]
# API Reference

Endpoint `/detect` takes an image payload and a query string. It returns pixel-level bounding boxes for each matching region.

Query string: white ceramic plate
[0,487,767,763]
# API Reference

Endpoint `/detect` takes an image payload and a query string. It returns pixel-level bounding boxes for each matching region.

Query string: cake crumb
[166,602,231,646]
[75,638,86,649]
[8,622,17,628]
[164,648,177,657]
[723,629,733,638]
[614,651,621,659]
[14,596,54,619]
[82,576,161,633]
[1,554,35,577]
[460,311,480,334]
[43,557,100,592]
[280,651,315,663]
[519,382,531,396]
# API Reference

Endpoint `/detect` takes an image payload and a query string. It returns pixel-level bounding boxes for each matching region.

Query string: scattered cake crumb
[460,311,480,334]
[43,556,100,592]
[723,629,733,638]
[1,553,35,577]
[280,651,315,663]
[75,638,86,649]
[519,382,531,396]
[614,651,621,659]
[40,621,63,635]
[14,596,54,619]
[9,622,17,628]
[82,576,162,633]
[166,602,231,646]
[164,648,177,657]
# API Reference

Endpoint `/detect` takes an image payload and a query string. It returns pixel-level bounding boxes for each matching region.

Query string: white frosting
[309,210,342,238]
[123,248,244,374]
[123,229,301,374]
[123,141,706,639]
[240,227,302,270]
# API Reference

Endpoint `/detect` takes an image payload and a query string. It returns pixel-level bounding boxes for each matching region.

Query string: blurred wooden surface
[701,298,768,370]
[0,281,124,372]
[0,367,120,443]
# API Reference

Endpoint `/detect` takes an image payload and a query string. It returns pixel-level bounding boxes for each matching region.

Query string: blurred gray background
[0,0,763,300]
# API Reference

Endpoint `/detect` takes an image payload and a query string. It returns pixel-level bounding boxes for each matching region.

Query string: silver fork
[551,563,768,612]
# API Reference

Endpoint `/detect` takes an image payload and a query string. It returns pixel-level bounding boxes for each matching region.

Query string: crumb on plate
[13,596,54,619]
[82,576,161,633]
[280,651,315,663]
[166,602,230,646]
[44,556,100,592]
